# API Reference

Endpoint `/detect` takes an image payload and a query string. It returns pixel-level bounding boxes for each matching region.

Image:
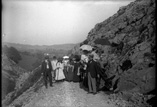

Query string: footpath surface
[22,81,116,107]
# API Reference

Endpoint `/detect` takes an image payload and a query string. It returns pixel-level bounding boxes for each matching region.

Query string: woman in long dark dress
[66,59,74,82]
[79,62,87,88]
[80,54,89,89]
[73,58,80,82]
[63,59,69,81]
[81,61,89,89]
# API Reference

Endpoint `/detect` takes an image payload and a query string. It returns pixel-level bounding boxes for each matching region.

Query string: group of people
[41,55,65,88]
[41,52,101,95]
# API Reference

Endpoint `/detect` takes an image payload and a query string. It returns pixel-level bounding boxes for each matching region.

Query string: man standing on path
[86,54,98,95]
[41,54,53,88]
[51,56,58,83]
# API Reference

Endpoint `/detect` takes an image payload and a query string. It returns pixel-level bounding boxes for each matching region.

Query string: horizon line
[2,41,80,46]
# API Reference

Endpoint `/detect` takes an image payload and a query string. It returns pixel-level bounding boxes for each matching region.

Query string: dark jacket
[86,60,98,78]
[41,60,52,75]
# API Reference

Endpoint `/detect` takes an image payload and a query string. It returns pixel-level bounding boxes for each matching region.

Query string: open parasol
[80,44,93,51]
[63,56,69,59]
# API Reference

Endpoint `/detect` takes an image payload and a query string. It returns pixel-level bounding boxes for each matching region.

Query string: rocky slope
[2,53,42,107]
[2,53,27,99]
[72,0,156,106]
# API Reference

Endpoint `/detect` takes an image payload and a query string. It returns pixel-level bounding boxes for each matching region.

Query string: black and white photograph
[2,0,156,107]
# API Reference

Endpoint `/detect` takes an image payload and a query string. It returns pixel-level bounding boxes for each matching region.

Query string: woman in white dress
[55,59,65,81]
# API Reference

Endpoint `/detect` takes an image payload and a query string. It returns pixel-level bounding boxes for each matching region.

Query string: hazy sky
[2,0,134,45]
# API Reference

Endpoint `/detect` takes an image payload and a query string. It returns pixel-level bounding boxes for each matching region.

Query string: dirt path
[23,81,116,107]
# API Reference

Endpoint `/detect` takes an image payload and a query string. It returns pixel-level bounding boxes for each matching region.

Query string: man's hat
[44,53,49,59]
[45,56,49,59]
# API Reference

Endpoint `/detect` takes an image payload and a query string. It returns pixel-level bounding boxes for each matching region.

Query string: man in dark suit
[86,54,98,95]
[41,54,53,88]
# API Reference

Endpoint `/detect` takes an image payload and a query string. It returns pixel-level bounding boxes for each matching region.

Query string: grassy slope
[18,54,38,71]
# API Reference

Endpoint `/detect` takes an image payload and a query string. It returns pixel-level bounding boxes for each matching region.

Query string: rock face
[2,53,27,100]
[72,0,155,95]
[2,53,42,106]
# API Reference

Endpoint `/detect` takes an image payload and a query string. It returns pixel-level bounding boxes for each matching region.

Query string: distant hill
[2,42,76,52]
[2,42,77,71]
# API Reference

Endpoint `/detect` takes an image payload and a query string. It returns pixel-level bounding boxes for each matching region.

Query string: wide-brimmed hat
[45,56,49,59]
[80,44,93,51]
[63,56,69,59]
[45,55,49,59]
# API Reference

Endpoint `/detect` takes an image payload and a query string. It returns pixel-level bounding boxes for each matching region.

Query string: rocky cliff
[2,53,27,99]
[2,53,42,106]
[72,0,155,106]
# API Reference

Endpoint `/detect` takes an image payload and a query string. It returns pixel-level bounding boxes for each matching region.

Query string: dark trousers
[44,71,52,88]
[80,69,84,82]
[88,72,97,93]
[52,70,56,82]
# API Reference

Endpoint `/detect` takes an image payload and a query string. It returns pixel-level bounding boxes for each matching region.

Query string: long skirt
[67,67,74,81]
[83,74,88,88]
[63,67,68,81]
[55,68,65,80]
[73,71,80,82]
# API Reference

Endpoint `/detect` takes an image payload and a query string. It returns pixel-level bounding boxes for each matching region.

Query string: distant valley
[2,42,77,52]
[2,42,78,71]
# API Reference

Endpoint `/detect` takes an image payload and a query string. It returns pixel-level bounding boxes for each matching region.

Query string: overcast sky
[2,0,134,45]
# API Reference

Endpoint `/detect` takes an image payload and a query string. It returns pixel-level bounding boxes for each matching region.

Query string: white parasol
[63,56,69,59]
[80,44,93,51]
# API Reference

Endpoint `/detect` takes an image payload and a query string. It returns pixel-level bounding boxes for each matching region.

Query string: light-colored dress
[51,60,58,71]
[51,60,58,77]
[55,62,65,80]
[81,54,89,63]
